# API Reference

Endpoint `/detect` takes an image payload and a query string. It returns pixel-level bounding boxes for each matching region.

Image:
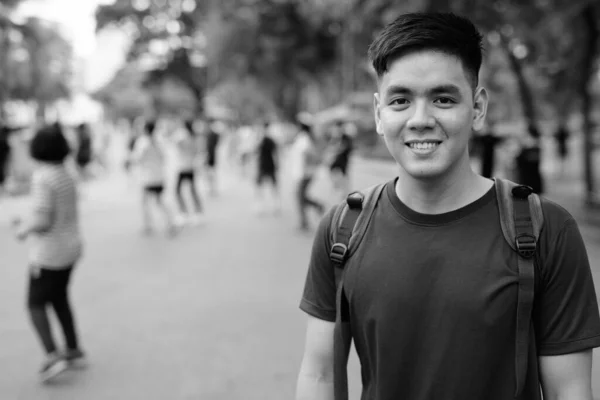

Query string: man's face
[374,50,487,181]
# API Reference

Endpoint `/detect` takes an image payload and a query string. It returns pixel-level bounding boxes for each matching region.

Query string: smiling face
[374,50,488,182]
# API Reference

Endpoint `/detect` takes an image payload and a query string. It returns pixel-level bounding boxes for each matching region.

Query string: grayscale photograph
[1,0,600,399]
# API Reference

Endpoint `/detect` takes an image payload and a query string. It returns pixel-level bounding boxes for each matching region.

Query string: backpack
[329,178,544,400]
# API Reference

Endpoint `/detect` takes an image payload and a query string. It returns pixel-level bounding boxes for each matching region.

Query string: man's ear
[374,93,383,136]
[472,86,488,132]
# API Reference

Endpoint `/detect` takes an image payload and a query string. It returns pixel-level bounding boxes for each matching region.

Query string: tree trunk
[499,35,539,132]
[579,4,599,205]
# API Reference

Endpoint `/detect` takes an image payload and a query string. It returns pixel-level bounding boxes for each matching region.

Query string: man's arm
[296,315,335,400]
[539,350,594,400]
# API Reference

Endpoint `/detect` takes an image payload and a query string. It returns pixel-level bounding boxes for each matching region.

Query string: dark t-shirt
[300,179,600,400]
[258,136,277,171]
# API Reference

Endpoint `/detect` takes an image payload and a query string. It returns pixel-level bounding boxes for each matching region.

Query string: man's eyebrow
[384,84,462,97]
[384,85,412,96]
[429,84,462,95]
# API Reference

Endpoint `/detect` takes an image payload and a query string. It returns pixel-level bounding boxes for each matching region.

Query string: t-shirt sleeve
[299,207,338,322]
[535,218,600,355]
[31,171,53,216]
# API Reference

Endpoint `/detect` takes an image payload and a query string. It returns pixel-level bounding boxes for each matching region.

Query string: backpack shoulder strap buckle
[330,243,349,266]
[515,233,536,259]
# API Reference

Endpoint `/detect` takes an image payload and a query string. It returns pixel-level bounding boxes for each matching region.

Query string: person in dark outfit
[75,123,93,175]
[204,119,221,196]
[296,12,600,400]
[554,123,569,177]
[254,121,280,214]
[328,122,354,200]
[516,124,544,194]
[475,123,502,178]
[0,126,12,194]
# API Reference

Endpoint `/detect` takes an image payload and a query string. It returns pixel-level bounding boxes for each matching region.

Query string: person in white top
[291,122,324,231]
[172,119,203,225]
[130,120,176,236]
[12,123,86,383]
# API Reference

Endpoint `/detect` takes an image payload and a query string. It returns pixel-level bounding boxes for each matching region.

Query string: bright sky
[14,0,129,91]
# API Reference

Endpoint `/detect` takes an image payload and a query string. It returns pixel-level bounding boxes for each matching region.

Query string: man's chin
[398,164,446,181]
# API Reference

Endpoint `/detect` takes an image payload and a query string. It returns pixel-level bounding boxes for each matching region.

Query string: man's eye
[390,98,408,106]
[434,97,456,105]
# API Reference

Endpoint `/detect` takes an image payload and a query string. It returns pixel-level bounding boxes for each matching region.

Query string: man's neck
[395,166,493,215]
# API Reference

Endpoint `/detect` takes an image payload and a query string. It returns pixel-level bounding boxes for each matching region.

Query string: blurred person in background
[204,118,221,196]
[292,121,324,231]
[130,120,176,236]
[254,120,281,215]
[0,125,13,196]
[554,123,569,177]
[173,119,204,226]
[473,121,502,178]
[327,121,354,200]
[515,124,544,194]
[75,123,93,178]
[12,123,86,384]
[237,124,258,178]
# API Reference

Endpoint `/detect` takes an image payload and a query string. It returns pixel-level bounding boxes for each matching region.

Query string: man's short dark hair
[30,123,70,164]
[368,12,484,89]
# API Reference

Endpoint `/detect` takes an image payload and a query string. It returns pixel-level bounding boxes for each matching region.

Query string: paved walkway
[1,150,600,399]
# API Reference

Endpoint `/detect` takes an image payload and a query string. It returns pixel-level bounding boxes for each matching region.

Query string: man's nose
[406,101,435,131]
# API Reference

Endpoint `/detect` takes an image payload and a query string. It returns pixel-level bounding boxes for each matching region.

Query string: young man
[296,12,600,400]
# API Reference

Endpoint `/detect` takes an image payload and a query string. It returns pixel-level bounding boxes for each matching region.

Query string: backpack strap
[330,183,386,400]
[494,178,544,398]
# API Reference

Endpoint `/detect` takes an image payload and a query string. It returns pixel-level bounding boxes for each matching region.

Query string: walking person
[475,122,503,178]
[12,123,86,383]
[130,120,176,236]
[296,13,600,400]
[292,122,324,231]
[0,125,13,197]
[74,123,93,178]
[204,119,221,196]
[554,123,569,177]
[327,121,354,200]
[173,120,204,225]
[515,124,544,194]
[254,121,281,215]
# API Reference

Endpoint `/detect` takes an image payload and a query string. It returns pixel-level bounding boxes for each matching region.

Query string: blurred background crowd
[0,0,598,203]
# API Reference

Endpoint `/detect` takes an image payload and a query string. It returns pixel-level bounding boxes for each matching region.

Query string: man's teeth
[409,142,439,150]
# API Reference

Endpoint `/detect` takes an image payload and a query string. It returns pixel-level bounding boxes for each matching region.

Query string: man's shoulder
[539,195,577,232]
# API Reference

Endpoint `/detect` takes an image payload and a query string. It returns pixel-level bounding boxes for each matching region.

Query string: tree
[0,14,72,122]
[92,63,152,122]
[95,0,209,113]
